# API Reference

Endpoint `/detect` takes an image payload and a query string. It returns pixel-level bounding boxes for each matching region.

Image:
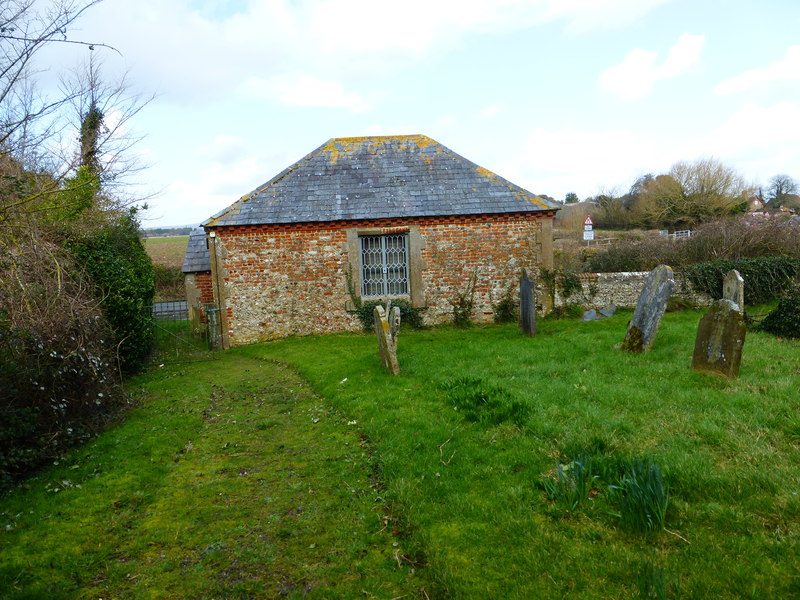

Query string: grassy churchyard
[1,309,799,599]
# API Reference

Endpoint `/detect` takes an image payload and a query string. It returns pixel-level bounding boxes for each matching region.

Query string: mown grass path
[1,356,429,599]
[3,310,799,599]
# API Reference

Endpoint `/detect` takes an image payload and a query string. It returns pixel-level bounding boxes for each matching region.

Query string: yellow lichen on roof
[526,195,555,208]
[475,166,498,180]
[321,134,436,165]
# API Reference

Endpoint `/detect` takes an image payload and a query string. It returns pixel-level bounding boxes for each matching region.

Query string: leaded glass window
[360,233,409,297]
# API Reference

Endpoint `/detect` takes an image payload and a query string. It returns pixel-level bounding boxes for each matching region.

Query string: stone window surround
[346,225,425,307]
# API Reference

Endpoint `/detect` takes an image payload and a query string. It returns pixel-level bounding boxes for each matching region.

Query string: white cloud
[477,104,503,119]
[44,0,676,107]
[153,155,265,225]
[238,74,370,112]
[715,46,800,95]
[543,0,675,34]
[600,33,705,99]
[196,135,248,162]
[514,126,670,199]
[688,102,800,175]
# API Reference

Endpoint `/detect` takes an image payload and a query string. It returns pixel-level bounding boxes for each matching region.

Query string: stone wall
[555,271,713,308]
[209,212,551,346]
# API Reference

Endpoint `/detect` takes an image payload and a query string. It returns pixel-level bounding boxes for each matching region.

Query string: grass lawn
[2,309,799,598]
[0,358,429,598]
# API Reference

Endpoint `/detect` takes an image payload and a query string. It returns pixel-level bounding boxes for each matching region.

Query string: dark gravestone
[692,299,747,378]
[621,265,675,352]
[373,303,401,375]
[520,270,536,337]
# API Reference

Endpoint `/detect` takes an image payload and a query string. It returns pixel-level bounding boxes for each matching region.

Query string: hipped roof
[204,135,557,228]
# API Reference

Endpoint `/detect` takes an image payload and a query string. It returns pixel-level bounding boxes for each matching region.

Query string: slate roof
[203,135,558,228]
[181,229,212,273]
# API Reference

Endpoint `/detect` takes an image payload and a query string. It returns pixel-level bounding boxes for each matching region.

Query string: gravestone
[582,309,598,321]
[621,265,675,352]
[599,304,617,318]
[373,302,401,375]
[520,270,536,336]
[691,299,747,378]
[722,270,744,312]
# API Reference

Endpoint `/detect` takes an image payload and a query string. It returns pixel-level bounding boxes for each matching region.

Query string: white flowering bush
[0,234,127,489]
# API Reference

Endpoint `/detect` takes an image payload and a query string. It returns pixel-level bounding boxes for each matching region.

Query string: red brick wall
[196,271,214,306]
[210,212,552,345]
[185,270,215,325]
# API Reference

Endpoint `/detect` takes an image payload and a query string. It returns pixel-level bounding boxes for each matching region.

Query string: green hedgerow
[759,286,800,339]
[70,213,156,373]
[685,256,800,305]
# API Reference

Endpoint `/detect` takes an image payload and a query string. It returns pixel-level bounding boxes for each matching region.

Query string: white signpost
[583,216,594,245]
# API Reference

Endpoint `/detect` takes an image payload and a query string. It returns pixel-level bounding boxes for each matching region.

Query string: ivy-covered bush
[70,213,156,372]
[685,256,800,305]
[759,287,800,339]
[0,237,126,489]
[352,299,425,331]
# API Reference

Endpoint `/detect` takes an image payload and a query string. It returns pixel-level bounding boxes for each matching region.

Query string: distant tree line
[142,226,197,237]
[558,159,798,231]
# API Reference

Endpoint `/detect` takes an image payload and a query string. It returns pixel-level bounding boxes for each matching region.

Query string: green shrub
[610,458,669,533]
[492,285,519,323]
[586,217,800,274]
[441,377,530,427]
[451,272,477,328]
[685,256,800,305]
[152,263,185,301]
[544,303,584,320]
[759,287,800,338]
[540,268,583,305]
[0,240,126,489]
[70,213,156,373]
[352,299,425,331]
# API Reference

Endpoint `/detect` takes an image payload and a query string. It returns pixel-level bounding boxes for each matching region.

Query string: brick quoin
[208,212,551,345]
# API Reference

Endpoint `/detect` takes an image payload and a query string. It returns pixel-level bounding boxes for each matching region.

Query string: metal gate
[146,302,218,365]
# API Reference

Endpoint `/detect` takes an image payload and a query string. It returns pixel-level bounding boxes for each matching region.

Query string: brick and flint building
[191,135,559,347]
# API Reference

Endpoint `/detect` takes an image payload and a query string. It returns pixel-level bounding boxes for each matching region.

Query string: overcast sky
[40,0,800,227]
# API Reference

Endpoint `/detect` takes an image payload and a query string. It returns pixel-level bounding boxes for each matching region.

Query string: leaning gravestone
[373,302,401,375]
[691,299,747,378]
[722,269,744,312]
[621,265,675,352]
[520,270,536,336]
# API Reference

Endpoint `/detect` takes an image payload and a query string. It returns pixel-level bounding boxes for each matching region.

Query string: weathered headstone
[582,309,598,322]
[373,302,401,375]
[722,270,744,312]
[621,265,675,352]
[691,299,747,378]
[520,270,536,336]
[599,304,617,318]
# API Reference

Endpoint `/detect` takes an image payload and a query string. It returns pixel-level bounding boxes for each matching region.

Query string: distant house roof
[181,229,211,273]
[204,135,558,228]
